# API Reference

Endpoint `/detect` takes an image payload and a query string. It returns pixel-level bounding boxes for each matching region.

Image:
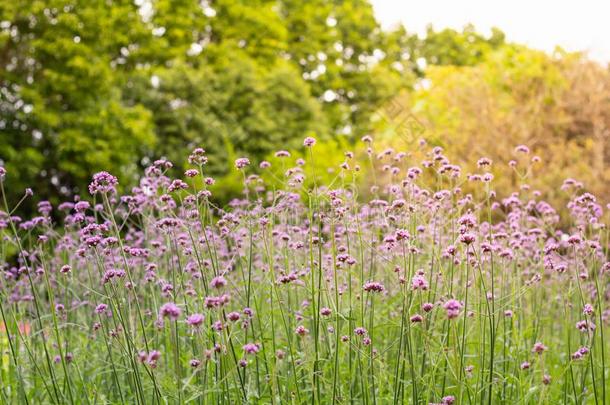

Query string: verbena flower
[159,302,181,320]
[88,171,118,194]
[235,158,250,169]
[186,313,204,327]
[444,299,462,319]
[303,137,316,147]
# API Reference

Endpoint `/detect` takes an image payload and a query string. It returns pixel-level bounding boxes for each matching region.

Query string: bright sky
[370,0,610,63]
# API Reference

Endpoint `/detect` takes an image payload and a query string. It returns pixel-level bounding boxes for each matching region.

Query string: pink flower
[295,325,309,336]
[411,274,429,290]
[363,281,385,293]
[532,342,547,354]
[459,233,476,245]
[235,158,250,169]
[88,171,118,194]
[242,343,260,355]
[303,137,316,147]
[410,314,423,323]
[186,313,204,327]
[583,304,594,315]
[443,299,462,319]
[576,320,596,332]
[515,145,530,154]
[210,275,227,288]
[442,396,456,405]
[159,302,181,320]
[320,307,332,316]
[227,312,241,322]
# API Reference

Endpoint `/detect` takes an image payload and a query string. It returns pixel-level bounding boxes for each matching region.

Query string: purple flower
[363,281,385,293]
[186,313,204,327]
[303,137,316,147]
[410,314,423,323]
[295,325,309,336]
[159,302,181,320]
[583,304,594,315]
[442,396,456,405]
[443,299,462,319]
[88,171,118,194]
[576,320,596,332]
[411,274,429,290]
[147,350,161,368]
[515,144,530,154]
[95,303,108,314]
[210,275,227,288]
[242,343,260,355]
[459,233,476,245]
[188,148,208,165]
[532,342,547,354]
[235,158,250,169]
[227,312,241,322]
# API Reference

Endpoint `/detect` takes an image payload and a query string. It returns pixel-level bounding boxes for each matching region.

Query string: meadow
[0,136,608,404]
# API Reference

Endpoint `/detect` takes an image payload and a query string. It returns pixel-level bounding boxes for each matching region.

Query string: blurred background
[1,0,608,215]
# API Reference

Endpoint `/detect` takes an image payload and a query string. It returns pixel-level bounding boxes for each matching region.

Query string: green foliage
[0,0,156,208]
[0,0,511,212]
[377,45,610,214]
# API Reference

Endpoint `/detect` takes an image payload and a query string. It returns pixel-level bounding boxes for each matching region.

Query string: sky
[370,0,610,63]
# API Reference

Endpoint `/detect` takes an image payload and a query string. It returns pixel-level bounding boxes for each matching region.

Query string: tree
[0,0,155,209]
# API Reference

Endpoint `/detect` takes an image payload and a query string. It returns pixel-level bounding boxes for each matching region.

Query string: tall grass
[0,139,608,404]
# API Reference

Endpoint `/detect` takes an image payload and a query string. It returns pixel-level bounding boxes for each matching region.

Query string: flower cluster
[0,138,607,404]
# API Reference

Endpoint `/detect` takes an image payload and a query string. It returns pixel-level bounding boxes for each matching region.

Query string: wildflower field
[0,137,608,404]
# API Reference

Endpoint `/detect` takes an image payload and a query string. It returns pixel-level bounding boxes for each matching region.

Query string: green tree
[0,0,155,209]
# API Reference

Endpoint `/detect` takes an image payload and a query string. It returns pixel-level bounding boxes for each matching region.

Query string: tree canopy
[0,0,536,211]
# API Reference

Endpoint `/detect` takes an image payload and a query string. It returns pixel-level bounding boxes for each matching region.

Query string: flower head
[186,313,204,327]
[363,281,385,293]
[303,137,316,147]
[159,302,181,320]
[88,171,118,194]
[532,342,547,354]
[235,158,250,170]
[243,343,260,355]
[443,299,462,319]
